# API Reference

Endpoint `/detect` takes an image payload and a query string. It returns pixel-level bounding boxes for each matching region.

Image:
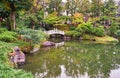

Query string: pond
[20,40,120,78]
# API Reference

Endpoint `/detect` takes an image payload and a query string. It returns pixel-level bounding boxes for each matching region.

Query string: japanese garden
[0,0,120,78]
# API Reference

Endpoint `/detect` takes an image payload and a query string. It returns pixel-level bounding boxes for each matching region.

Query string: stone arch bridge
[44,28,65,35]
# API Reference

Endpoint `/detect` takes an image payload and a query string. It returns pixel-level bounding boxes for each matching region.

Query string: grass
[94,36,118,42]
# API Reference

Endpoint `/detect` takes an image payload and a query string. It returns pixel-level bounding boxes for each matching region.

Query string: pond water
[20,41,120,78]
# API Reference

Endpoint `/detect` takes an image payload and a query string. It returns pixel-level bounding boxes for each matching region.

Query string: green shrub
[0,66,33,78]
[116,30,120,37]
[69,26,76,30]
[0,35,16,42]
[16,28,47,44]
[94,26,106,37]
[100,16,109,21]
[76,22,94,34]
[108,23,118,36]
[73,31,82,37]
[0,28,7,33]
[0,31,17,42]
[3,31,18,37]
[65,31,82,37]
[65,31,75,36]
[76,23,105,37]
[82,34,91,40]
[16,17,30,29]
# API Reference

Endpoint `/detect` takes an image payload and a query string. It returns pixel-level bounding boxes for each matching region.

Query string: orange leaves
[72,13,84,24]
[73,13,84,18]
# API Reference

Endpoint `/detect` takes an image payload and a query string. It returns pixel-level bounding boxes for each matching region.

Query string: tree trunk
[31,20,35,30]
[66,11,69,16]
[6,18,11,30]
[10,11,16,30]
[0,17,2,26]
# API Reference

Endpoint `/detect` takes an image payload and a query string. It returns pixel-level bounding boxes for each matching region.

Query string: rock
[21,46,32,53]
[41,41,55,47]
[30,47,40,53]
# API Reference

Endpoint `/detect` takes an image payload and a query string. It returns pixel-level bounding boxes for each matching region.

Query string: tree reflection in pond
[20,41,120,78]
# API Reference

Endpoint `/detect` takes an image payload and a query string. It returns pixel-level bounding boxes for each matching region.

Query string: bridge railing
[44,28,65,35]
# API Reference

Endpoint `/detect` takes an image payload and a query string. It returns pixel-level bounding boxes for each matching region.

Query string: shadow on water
[20,40,120,78]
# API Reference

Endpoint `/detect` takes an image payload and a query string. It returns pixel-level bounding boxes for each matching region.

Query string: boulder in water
[41,41,55,47]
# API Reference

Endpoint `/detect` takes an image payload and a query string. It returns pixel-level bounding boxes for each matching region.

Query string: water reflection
[20,41,120,78]
[110,67,120,78]
[55,42,65,48]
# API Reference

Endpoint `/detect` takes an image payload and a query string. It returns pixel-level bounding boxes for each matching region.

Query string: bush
[82,34,91,40]
[0,65,33,78]
[76,23,105,37]
[108,23,118,36]
[4,31,18,37]
[100,16,109,21]
[0,27,7,33]
[65,30,82,37]
[116,30,120,37]
[15,28,47,44]
[93,26,105,37]
[0,35,16,42]
[73,31,82,37]
[69,26,76,30]
[76,22,94,34]
[0,31,17,42]
[65,31,75,36]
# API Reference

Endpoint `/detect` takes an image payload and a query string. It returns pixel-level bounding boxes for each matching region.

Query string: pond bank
[93,36,118,42]
[19,40,120,78]
[50,35,118,43]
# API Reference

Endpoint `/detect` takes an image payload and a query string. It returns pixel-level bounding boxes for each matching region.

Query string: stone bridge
[44,28,65,35]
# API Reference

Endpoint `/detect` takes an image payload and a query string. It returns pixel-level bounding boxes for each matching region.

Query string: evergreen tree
[0,0,33,30]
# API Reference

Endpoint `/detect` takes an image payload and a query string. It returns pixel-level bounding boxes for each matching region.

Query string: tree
[43,12,60,29]
[0,0,33,30]
[91,0,103,17]
[47,0,62,15]
[31,0,50,17]
[101,0,117,34]
[78,0,91,15]
[72,13,84,25]
[117,0,120,17]
[102,0,117,17]
[65,0,81,16]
